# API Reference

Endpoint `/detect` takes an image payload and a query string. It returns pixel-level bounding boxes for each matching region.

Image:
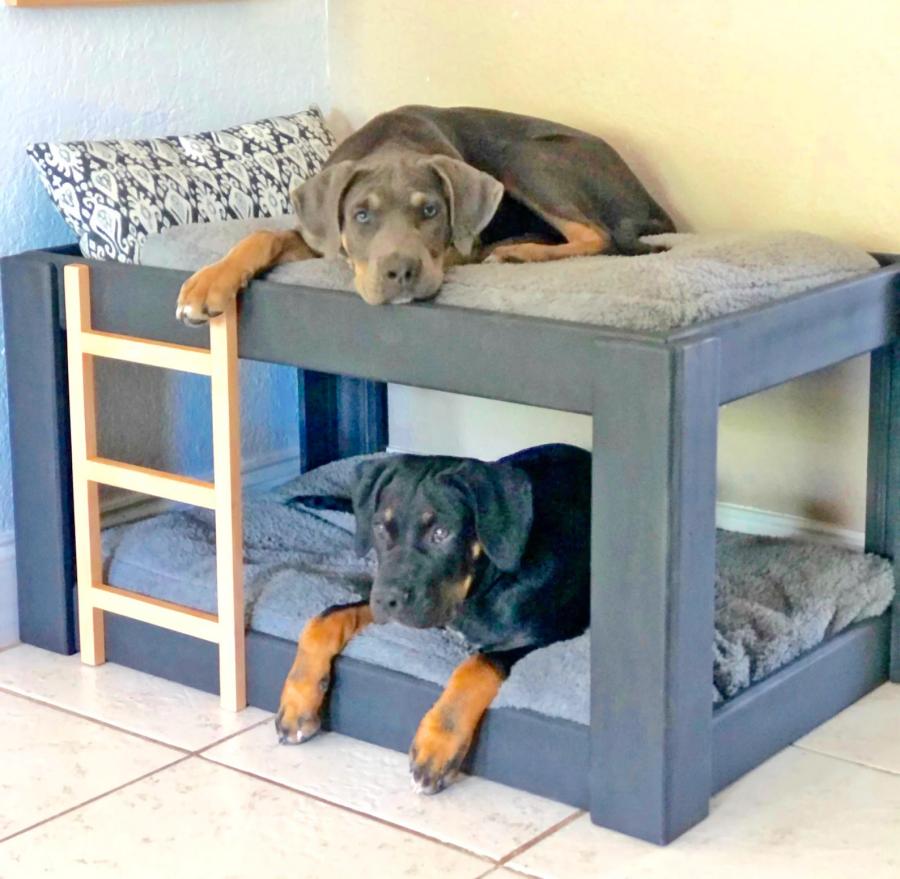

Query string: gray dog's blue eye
[431,526,451,543]
[422,203,438,219]
[354,208,370,224]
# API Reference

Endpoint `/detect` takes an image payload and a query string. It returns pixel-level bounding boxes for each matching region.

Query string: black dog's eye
[431,525,451,544]
[354,208,371,224]
[421,203,438,219]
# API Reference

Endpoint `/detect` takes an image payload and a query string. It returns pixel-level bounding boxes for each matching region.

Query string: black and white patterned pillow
[27,107,335,263]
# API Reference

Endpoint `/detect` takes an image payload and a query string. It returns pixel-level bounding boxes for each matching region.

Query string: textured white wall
[0,0,330,532]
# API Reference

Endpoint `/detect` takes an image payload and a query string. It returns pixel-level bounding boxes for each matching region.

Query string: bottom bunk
[95,455,894,808]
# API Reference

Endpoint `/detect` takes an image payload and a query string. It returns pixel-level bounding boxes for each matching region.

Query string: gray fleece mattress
[139,216,878,332]
[101,456,894,723]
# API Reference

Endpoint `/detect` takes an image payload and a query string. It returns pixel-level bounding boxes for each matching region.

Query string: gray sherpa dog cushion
[102,456,894,723]
[139,216,878,332]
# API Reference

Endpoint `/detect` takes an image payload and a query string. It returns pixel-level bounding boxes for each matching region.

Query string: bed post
[1,255,77,654]
[298,371,388,471]
[589,336,720,844]
[865,342,900,682]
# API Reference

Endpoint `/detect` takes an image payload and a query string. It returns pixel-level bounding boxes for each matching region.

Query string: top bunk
[6,222,900,411]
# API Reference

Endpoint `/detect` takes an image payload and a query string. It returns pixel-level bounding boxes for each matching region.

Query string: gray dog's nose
[380,255,421,293]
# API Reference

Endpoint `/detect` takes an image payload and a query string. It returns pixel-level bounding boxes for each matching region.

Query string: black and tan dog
[176,105,673,322]
[275,443,590,794]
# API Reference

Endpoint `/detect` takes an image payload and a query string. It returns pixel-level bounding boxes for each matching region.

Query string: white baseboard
[0,532,18,649]
[715,501,864,550]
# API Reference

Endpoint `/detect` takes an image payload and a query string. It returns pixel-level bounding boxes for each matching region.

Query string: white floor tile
[204,724,577,860]
[511,747,900,879]
[0,644,269,751]
[0,691,180,840]
[796,682,900,774]
[0,757,489,879]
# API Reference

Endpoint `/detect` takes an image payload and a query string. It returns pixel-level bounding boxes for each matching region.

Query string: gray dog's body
[329,105,674,254]
[176,105,675,321]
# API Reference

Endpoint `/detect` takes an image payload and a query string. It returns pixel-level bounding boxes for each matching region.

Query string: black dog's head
[352,455,533,628]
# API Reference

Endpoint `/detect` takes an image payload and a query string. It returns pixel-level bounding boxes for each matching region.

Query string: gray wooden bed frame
[2,244,899,845]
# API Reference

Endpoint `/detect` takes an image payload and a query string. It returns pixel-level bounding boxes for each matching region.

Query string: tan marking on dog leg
[409,654,504,793]
[485,219,611,264]
[275,603,373,744]
[177,230,314,323]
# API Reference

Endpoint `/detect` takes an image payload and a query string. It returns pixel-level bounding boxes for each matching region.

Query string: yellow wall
[329,0,900,531]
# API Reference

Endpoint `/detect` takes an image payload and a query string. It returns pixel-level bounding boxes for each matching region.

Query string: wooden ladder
[64,264,246,711]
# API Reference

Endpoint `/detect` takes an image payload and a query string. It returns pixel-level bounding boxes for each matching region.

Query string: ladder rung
[91,583,220,642]
[80,329,211,375]
[86,457,216,508]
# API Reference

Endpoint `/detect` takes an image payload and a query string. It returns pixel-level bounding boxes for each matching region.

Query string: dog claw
[274,709,321,746]
[409,744,460,795]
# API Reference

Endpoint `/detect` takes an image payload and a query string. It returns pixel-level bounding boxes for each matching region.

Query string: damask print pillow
[27,107,335,263]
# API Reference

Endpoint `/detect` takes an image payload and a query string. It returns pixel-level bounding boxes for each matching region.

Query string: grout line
[0,754,192,845]
[497,809,584,868]
[0,686,272,757]
[191,714,274,755]
[791,743,900,778]
[194,752,497,865]
[0,686,192,754]
[484,866,545,879]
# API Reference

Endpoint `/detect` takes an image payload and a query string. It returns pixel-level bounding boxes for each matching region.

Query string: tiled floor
[0,643,898,878]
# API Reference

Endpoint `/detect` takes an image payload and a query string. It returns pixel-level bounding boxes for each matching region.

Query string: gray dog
[176,105,673,323]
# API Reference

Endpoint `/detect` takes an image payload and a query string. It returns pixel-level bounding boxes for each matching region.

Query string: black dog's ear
[290,160,358,258]
[350,458,396,556]
[442,461,533,572]
[426,156,504,257]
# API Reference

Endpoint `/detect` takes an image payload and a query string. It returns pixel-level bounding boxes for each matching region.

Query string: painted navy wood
[3,245,899,844]
[0,256,77,654]
[866,342,900,680]
[97,609,888,813]
[299,371,388,472]
[33,249,900,411]
[590,337,719,843]
[670,265,900,402]
[712,614,889,790]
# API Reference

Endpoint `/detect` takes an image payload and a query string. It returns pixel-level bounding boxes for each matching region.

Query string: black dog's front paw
[274,707,321,746]
[408,713,469,795]
[274,675,325,745]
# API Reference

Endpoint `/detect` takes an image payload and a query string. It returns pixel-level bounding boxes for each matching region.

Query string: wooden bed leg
[590,338,720,844]
[63,264,246,710]
[865,342,900,682]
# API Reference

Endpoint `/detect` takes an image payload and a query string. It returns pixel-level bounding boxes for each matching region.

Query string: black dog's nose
[381,255,421,288]
[371,587,410,621]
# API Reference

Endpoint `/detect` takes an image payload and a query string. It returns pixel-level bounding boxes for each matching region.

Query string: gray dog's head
[290,155,503,305]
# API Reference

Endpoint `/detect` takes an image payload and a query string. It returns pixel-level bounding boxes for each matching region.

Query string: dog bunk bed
[2,229,899,847]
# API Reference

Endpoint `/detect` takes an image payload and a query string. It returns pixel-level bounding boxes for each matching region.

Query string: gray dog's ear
[440,460,533,572]
[427,156,504,256]
[290,160,358,258]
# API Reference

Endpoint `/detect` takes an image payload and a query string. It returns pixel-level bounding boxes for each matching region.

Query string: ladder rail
[63,263,246,711]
